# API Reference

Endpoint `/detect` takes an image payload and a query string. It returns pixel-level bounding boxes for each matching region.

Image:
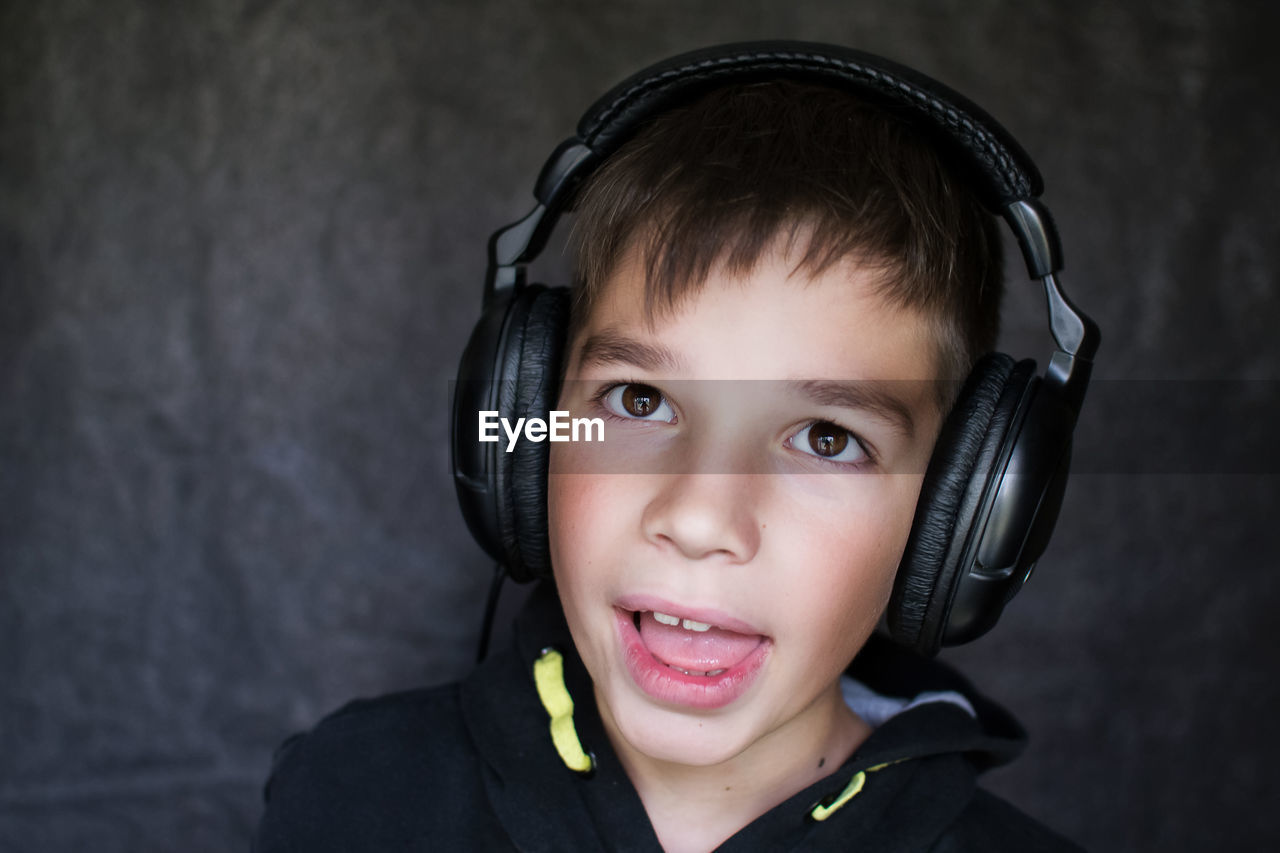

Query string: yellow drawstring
[808,760,902,822]
[808,771,866,821]
[533,647,596,775]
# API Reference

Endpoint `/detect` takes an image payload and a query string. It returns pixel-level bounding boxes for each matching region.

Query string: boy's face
[547,246,944,770]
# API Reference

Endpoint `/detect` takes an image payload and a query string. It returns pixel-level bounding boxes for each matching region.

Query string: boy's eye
[603,383,676,422]
[792,421,868,465]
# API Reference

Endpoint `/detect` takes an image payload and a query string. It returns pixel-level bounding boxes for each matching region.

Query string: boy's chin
[602,691,762,769]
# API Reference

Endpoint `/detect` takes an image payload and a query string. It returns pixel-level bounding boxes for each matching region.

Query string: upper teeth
[653,612,711,632]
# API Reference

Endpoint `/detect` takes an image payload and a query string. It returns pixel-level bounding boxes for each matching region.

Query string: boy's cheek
[548,436,608,478]
[545,459,619,563]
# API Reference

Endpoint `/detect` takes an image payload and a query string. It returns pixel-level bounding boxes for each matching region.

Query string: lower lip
[614,608,770,710]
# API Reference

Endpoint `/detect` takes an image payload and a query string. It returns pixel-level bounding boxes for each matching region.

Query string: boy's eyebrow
[790,379,918,438]
[574,335,919,436]
[575,331,686,373]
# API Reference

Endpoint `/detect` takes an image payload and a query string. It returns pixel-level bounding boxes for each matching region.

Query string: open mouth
[613,603,771,708]
[626,607,767,678]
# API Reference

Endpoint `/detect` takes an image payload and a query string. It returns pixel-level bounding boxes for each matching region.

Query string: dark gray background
[2,1,1277,851]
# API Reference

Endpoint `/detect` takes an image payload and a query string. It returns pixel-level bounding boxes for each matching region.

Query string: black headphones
[451,41,1099,657]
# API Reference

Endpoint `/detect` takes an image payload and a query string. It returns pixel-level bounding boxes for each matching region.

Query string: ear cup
[890,354,1036,655]
[452,285,569,582]
[496,286,569,581]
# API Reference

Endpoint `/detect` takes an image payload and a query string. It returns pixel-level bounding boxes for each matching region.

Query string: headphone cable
[476,562,506,662]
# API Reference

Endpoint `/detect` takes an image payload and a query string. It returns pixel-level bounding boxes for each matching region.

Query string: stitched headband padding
[496,285,569,582]
[569,41,1042,212]
[890,354,1035,654]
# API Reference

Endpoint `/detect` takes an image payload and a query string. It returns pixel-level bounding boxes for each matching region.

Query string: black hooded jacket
[254,584,1081,851]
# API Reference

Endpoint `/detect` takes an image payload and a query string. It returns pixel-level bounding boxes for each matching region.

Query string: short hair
[567,80,1004,387]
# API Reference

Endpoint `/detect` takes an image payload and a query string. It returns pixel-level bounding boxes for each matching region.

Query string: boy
[256,44,1087,851]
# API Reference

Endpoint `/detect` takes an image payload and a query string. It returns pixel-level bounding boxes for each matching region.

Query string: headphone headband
[491,42,1078,298]
[577,42,1041,209]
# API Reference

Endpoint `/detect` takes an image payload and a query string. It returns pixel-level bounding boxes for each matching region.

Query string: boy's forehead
[570,246,943,385]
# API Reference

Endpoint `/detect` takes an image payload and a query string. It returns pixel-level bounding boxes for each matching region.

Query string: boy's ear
[452,284,570,583]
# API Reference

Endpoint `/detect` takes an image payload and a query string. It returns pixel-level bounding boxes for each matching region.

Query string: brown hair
[568,80,1004,386]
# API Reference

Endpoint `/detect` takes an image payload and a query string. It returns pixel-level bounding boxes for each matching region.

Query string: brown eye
[621,384,662,418]
[807,421,849,457]
[602,383,675,422]
[793,421,868,465]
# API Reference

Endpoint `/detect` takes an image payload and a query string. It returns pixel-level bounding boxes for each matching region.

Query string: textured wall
[2,1,1277,850]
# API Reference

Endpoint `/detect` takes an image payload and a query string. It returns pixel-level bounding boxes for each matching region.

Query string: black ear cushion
[495,286,569,582]
[890,354,1034,654]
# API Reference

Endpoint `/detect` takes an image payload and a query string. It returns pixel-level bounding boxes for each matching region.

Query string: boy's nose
[640,473,762,563]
